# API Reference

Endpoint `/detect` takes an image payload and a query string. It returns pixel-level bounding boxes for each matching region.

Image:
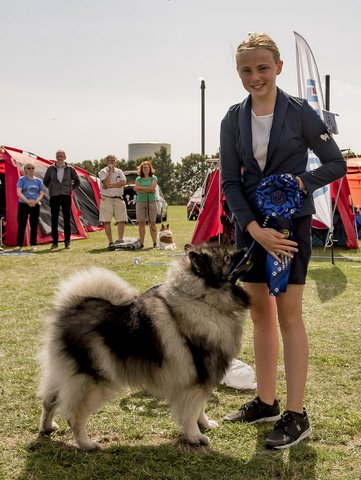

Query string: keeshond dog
[38,243,251,451]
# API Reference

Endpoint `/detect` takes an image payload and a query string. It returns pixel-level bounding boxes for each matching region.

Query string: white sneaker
[13,246,22,251]
[30,246,37,252]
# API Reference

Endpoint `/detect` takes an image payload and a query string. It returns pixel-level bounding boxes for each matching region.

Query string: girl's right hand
[247,221,298,262]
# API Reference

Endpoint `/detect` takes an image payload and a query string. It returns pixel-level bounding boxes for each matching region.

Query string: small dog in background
[157,224,176,251]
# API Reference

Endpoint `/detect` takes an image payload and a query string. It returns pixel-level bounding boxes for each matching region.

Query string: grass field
[0,205,360,480]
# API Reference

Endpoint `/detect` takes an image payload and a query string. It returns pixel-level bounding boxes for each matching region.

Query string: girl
[135,161,158,248]
[221,33,346,449]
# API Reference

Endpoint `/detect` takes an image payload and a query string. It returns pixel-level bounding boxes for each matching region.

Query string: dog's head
[158,224,174,244]
[184,243,252,289]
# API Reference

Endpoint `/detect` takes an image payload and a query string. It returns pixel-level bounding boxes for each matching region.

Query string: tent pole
[349,195,359,240]
[218,161,221,244]
[0,217,4,247]
[327,177,344,264]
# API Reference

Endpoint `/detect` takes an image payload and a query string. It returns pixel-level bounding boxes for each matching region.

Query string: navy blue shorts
[237,215,312,285]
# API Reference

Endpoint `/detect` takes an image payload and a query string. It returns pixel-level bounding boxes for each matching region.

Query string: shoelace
[274,412,295,432]
[241,399,259,412]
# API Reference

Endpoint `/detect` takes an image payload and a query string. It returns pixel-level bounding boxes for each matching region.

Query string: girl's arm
[298,102,346,193]
[134,179,157,193]
[220,107,256,232]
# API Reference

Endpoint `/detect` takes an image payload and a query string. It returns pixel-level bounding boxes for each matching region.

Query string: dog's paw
[205,419,219,429]
[185,433,210,446]
[40,421,59,434]
[77,440,101,452]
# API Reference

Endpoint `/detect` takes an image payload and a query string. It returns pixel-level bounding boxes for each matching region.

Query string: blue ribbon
[256,174,302,296]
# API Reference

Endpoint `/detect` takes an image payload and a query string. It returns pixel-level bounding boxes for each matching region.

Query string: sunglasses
[26,167,35,170]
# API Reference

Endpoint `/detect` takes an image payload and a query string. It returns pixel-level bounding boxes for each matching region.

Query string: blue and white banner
[294,31,333,230]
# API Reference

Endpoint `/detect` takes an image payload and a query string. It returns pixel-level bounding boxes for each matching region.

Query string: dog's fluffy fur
[157,224,176,251]
[38,244,250,450]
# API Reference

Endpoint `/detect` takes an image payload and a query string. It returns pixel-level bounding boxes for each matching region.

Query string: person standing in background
[43,149,80,250]
[98,154,127,250]
[134,160,158,248]
[14,163,46,252]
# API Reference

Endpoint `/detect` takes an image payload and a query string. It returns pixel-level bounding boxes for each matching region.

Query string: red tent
[346,157,361,209]
[192,167,358,249]
[0,145,102,247]
[192,169,235,246]
[192,170,224,244]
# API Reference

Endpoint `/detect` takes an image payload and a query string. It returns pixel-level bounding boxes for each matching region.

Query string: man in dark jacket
[43,149,80,249]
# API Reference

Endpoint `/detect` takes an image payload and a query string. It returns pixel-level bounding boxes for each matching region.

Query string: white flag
[294,31,333,230]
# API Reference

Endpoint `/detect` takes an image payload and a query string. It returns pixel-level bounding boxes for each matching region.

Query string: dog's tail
[52,267,139,312]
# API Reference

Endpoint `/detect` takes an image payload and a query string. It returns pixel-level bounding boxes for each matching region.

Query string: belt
[103,196,123,199]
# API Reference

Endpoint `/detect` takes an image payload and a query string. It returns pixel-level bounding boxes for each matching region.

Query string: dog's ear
[166,224,169,230]
[188,250,208,278]
[184,243,195,254]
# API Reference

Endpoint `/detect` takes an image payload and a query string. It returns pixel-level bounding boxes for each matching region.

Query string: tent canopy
[346,157,361,209]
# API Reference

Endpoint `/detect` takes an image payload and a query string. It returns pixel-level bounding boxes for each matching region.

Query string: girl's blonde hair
[236,33,281,64]
[137,160,155,177]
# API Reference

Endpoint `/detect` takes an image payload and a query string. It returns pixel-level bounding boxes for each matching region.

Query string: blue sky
[2,0,361,163]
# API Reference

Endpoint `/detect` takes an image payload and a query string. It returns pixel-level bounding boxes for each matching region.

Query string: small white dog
[157,224,176,251]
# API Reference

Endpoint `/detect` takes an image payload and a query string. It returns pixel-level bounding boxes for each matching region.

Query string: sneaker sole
[223,414,281,424]
[269,426,312,450]
[249,414,281,425]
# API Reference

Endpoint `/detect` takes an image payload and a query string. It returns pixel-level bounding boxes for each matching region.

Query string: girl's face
[236,48,283,100]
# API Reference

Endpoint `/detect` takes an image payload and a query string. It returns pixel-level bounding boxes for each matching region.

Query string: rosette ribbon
[256,174,303,296]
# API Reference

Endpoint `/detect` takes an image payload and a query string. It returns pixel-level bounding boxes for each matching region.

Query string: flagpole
[325,75,330,110]
[325,74,335,264]
[294,31,334,258]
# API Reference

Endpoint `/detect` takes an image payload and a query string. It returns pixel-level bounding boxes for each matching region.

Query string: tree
[174,154,209,204]
[73,159,101,176]
[74,150,217,205]
[73,158,127,176]
[151,146,175,202]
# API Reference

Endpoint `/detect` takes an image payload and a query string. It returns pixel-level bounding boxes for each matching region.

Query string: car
[187,187,203,220]
[123,171,168,223]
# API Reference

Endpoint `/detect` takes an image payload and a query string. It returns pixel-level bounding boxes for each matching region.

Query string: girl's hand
[247,221,298,262]
[296,176,305,190]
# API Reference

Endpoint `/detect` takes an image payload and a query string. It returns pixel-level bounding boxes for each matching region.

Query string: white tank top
[251,110,273,171]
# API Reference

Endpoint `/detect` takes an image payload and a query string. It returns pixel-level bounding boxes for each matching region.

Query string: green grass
[0,206,360,479]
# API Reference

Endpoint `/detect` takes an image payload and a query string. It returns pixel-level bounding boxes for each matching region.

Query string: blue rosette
[256,174,302,219]
[256,174,303,296]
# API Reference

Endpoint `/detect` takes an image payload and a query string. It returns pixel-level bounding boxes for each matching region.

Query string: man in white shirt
[98,155,127,249]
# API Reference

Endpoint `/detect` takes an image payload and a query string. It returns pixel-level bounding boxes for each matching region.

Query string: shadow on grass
[246,425,317,479]
[307,265,347,303]
[18,427,317,480]
[88,247,155,254]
